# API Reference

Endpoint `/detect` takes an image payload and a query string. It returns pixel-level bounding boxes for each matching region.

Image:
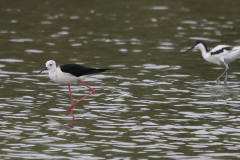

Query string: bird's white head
[37,60,56,75]
[45,60,56,71]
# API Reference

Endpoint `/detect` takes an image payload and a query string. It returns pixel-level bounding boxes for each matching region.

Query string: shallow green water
[1,0,240,159]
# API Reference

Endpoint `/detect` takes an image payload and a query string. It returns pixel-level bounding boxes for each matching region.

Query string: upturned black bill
[181,46,194,53]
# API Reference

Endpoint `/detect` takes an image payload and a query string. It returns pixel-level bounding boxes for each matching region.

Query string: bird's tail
[97,69,111,72]
[87,68,111,75]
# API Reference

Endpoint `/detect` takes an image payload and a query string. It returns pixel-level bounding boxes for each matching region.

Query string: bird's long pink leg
[68,85,74,105]
[67,80,95,116]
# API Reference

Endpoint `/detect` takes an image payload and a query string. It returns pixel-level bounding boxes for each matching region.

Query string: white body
[195,44,240,65]
[49,67,88,84]
[45,60,88,85]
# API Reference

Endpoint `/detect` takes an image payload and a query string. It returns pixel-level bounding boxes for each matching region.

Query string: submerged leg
[67,80,95,116]
[215,59,229,84]
[223,63,229,84]
[68,85,74,105]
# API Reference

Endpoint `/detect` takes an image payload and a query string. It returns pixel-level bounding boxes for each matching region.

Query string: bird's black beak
[37,67,47,75]
[180,46,194,53]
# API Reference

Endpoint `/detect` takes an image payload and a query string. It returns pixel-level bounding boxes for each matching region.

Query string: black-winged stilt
[37,60,110,116]
[181,40,240,84]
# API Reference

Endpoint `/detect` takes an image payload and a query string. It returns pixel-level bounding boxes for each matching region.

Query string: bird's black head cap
[194,40,208,52]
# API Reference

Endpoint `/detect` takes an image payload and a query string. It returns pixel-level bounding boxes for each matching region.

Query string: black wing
[210,46,233,55]
[60,64,110,77]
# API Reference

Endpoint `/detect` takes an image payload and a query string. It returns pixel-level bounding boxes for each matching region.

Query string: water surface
[1,0,240,159]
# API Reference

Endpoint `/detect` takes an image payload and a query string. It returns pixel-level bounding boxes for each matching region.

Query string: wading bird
[37,60,110,116]
[182,40,240,84]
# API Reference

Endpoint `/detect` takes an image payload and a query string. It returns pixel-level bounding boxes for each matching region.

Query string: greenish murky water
[1,0,240,159]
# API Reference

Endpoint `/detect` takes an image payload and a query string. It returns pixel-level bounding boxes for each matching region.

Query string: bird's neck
[196,43,208,57]
[49,68,57,76]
